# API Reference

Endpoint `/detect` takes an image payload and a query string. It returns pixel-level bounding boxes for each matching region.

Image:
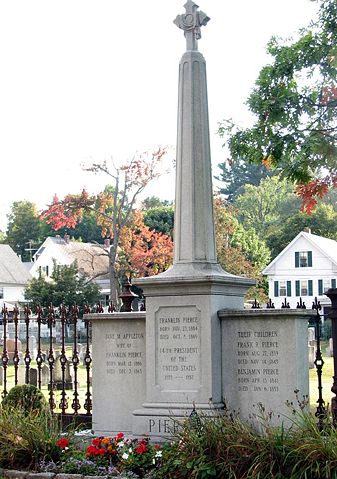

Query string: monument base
[134,269,254,439]
[133,402,225,440]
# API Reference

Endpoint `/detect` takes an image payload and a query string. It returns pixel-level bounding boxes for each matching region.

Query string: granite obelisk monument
[133,1,254,438]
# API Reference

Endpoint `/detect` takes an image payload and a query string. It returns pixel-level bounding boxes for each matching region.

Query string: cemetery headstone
[28,335,38,360]
[40,363,50,386]
[52,353,73,390]
[91,312,146,436]
[6,338,22,361]
[308,327,315,343]
[219,309,311,425]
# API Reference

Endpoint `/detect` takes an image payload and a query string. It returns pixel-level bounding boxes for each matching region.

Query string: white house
[0,244,32,310]
[30,236,111,302]
[262,229,337,314]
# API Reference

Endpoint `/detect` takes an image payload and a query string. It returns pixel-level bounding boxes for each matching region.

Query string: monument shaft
[174,50,216,264]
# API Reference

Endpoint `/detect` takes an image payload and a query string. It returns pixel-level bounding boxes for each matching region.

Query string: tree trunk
[109,246,119,307]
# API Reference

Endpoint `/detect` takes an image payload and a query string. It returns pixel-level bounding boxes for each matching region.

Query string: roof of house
[263,231,337,274]
[0,245,32,285]
[36,237,110,280]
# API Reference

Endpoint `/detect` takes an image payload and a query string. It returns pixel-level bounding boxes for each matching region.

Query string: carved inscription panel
[105,325,145,378]
[155,306,201,391]
[221,315,309,425]
[236,330,279,393]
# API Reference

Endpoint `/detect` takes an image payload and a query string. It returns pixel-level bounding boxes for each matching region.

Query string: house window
[43,265,49,277]
[295,251,312,268]
[39,266,49,277]
[274,281,291,297]
[324,279,330,293]
[301,280,308,296]
[296,279,313,297]
[0,288,3,299]
[318,278,337,295]
[279,281,287,297]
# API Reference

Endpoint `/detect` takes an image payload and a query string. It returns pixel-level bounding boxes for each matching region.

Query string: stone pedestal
[133,274,253,439]
[88,312,146,436]
[219,309,312,426]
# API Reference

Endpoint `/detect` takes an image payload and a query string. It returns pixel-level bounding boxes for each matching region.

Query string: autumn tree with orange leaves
[218,0,337,214]
[41,148,172,305]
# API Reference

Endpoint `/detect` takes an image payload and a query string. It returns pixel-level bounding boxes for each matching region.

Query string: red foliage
[295,176,335,214]
[118,210,173,279]
[320,85,337,105]
[41,191,95,230]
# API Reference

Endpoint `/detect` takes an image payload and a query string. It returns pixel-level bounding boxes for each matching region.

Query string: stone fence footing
[0,470,132,479]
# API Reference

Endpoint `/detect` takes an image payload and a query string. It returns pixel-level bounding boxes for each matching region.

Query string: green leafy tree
[216,158,274,203]
[25,260,101,308]
[266,202,337,257]
[143,205,174,237]
[214,199,271,301]
[141,196,173,210]
[6,201,53,261]
[233,176,301,240]
[218,0,337,212]
[56,211,104,243]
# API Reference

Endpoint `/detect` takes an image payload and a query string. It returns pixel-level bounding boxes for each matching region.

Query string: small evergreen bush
[2,384,49,416]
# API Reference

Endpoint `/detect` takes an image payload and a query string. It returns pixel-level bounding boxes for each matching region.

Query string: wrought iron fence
[0,303,99,426]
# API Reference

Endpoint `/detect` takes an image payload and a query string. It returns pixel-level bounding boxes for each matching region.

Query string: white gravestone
[219,309,312,426]
[90,312,146,436]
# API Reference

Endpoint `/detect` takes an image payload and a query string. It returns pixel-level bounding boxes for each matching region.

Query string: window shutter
[295,252,300,268]
[332,279,336,289]
[318,279,323,295]
[274,281,279,297]
[308,251,313,267]
[308,280,313,296]
[287,281,291,297]
[295,280,300,296]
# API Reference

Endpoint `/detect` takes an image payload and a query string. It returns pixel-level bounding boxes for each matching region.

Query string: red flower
[86,445,99,456]
[98,448,106,456]
[135,442,147,454]
[57,438,69,449]
[115,432,124,441]
[92,437,102,447]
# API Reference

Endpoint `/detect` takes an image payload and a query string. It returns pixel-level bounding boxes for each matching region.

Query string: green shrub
[2,385,49,416]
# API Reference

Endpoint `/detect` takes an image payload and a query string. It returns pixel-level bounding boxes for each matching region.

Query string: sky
[0,0,319,231]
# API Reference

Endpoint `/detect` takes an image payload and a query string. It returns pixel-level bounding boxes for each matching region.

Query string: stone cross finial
[174,0,210,51]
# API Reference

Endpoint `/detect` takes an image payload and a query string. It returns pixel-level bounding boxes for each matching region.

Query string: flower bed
[36,433,164,478]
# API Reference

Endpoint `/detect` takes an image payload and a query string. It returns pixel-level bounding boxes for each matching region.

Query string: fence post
[325,287,337,425]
